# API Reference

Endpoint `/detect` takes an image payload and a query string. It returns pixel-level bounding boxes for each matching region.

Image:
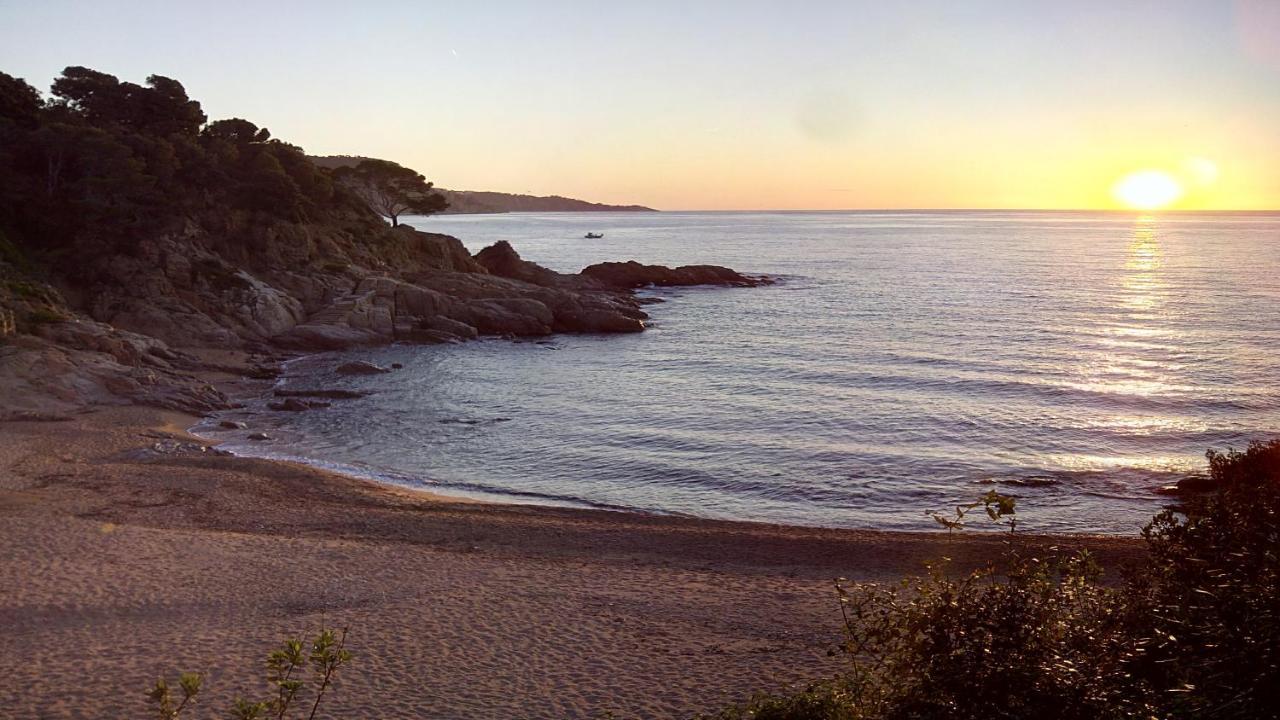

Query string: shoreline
[193,347,1159,536]
[1,393,1147,718]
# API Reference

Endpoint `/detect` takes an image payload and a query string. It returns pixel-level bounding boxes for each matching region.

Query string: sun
[1112,170,1184,210]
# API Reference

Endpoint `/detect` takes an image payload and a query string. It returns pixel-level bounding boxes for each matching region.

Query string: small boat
[584,232,604,239]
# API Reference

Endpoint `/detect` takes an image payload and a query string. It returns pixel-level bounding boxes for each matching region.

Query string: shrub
[706,554,1150,720]
[1123,441,1280,716]
[0,229,28,268]
[148,627,351,719]
[707,442,1280,720]
[6,279,41,298]
[26,306,68,325]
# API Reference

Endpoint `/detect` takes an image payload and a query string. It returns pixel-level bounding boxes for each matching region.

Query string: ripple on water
[210,211,1280,534]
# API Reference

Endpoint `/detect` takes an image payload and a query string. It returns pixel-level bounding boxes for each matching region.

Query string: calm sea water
[209,211,1280,533]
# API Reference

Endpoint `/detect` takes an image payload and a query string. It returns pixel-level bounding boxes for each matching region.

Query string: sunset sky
[2,0,1278,210]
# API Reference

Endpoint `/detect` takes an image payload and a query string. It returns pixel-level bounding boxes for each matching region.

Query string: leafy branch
[927,489,1018,533]
[147,628,352,720]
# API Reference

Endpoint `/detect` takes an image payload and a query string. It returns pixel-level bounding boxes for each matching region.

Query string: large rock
[34,319,189,369]
[335,361,392,376]
[268,398,330,411]
[453,298,554,336]
[393,282,454,318]
[580,261,769,289]
[551,303,646,333]
[274,389,370,399]
[287,267,647,343]
[276,324,384,350]
[223,269,306,337]
[0,334,227,415]
[84,237,307,348]
[419,315,479,340]
[398,228,489,274]
[473,241,568,288]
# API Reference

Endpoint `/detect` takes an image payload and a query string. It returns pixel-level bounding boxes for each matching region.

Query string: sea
[203,211,1280,534]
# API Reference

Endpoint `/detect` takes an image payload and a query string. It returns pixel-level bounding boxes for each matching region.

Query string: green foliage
[8,281,38,298]
[710,443,1280,720]
[147,628,351,719]
[927,489,1017,533]
[708,555,1149,720]
[0,72,42,129]
[203,117,271,144]
[26,306,68,325]
[0,66,403,262]
[333,158,449,226]
[1123,441,1280,716]
[49,66,206,137]
[0,307,15,339]
[704,681,862,720]
[0,229,29,268]
[147,671,202,719]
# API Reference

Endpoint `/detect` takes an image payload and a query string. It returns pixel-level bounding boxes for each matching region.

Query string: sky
[2,0,1278,210]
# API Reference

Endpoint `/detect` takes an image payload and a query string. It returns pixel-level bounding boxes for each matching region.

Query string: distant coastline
[309,155,658,214]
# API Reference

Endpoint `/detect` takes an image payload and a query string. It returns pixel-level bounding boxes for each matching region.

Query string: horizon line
[462,207,1280,214]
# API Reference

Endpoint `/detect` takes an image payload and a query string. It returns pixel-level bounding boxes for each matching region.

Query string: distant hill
[309,156,657,214]
[435,189,657,214]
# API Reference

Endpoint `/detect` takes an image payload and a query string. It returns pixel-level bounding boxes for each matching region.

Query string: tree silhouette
[202,118,271,144]
[0,72,43,129]
[332,159,448,227]
[49,67,205,137]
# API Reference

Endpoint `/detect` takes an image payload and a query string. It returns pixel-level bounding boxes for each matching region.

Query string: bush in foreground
[149,628,350,720]
[708,441,1280,720]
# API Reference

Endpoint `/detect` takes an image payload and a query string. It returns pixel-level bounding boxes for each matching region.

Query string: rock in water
[247,432,271,441]
[273,389,370,399]
[335,361,392,376]
[580,261,770,289]
[218,420,247,429]
[267,398,330,411]
[1175,474,1218,494]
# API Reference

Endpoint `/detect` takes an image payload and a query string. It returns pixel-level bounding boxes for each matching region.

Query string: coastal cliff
[309,156,657,214]
[0,68,760,416]
[0,213,764,415]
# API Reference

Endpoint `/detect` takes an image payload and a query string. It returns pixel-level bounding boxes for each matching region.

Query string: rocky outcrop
[277,246,654,350]
[85,235,306,348]
[580,261,770,289]
[473,241,569,288]
[335,361,392,376]
[0,322,227,414]
[2,208,764,413]
[1,267,229,414]
[76,222,488,350]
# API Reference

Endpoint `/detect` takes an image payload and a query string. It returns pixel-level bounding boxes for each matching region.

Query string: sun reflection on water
[1045,452,1201,474]
[1121,217,1163,310]
[1074,217,1181,398]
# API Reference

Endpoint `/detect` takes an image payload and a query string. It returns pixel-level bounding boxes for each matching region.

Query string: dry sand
[0,405,1145,719]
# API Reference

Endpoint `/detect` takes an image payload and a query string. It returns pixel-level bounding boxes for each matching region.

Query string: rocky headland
[0,220,768,416]
[0,67,770,418]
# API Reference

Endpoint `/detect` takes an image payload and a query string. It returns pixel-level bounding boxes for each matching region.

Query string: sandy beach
[0,400,1146,720]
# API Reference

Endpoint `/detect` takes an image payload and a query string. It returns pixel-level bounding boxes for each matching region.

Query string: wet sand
[0,406,1146,719]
